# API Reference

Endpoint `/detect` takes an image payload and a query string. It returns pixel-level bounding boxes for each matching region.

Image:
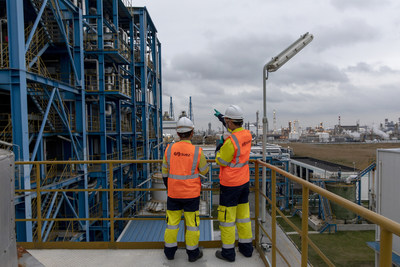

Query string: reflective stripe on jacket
[165,141,202,198]
[219,129,252,187]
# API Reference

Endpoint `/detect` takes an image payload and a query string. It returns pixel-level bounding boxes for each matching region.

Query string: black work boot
[215,250,235,262]
[188,248,203,262]
[164,246,177,260]
[238,242,253,257]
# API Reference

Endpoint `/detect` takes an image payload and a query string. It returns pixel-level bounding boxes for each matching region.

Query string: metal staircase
[32,162,78,241]
[29,0,57,44]
[317,181,337,233]
[355,162,376,181]
[25,25,50,69]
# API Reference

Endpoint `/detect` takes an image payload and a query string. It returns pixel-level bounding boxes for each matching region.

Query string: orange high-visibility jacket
[219,129,252,187]
[165,142,202,199]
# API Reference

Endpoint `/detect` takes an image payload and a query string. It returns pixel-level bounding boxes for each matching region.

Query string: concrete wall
[0,149,17,267]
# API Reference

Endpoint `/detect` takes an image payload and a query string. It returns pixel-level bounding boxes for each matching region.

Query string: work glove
[214,109,226,128]
[215,141,223,153]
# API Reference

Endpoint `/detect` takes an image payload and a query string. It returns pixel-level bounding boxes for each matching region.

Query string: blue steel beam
[28,43,50,68]
[43,193,64,241]
[30,87,57,162]
[59,0,79,13]
[73,8,89,239]
[26,72,80,94]
[55,89,81,160]
[96,0,110,241]
[7,0,33,242]
[138,8,149,181]
[25,0,49,53]
[149,30,159,160]
[62,192,85,229]
[129,17,138,192]
[157,39,163,155]
[113,0,119,34]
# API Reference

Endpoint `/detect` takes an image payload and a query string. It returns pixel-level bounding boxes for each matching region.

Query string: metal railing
[14,159,400,266]
[255,160,400,267]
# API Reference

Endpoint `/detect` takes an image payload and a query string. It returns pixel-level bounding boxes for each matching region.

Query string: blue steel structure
[0,0,162,242]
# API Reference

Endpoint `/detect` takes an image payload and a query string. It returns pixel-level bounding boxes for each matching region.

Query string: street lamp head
[266,32,313,72]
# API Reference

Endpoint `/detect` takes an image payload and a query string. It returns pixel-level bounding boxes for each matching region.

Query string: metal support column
[7,0,32,242]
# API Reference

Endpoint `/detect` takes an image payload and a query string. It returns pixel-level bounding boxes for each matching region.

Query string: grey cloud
[167,33,310,86]
[347,62,400,74]
[270,62,349,85]
[330,0,389,10]
[313,19,379,52]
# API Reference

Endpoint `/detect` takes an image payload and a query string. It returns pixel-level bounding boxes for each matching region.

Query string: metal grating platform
[117,219,213,242]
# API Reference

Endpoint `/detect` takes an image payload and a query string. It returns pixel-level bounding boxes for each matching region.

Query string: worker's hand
[214,109,227,128]
[215,141,223,153]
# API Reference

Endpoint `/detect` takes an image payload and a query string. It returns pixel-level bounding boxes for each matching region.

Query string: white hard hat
[176,117,194,133]
[223,105,244,120]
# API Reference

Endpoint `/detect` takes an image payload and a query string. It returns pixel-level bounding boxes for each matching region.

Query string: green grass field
[277,215,375,266]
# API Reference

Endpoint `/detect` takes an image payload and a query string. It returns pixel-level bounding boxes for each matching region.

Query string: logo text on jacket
[174,151,191,157]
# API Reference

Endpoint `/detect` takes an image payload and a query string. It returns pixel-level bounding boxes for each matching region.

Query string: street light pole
[261,32,313,223]
[261,64,268,222]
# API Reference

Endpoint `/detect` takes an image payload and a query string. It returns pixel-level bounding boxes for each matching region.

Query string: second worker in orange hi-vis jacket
[215,105,254,262]
[162,117,209,263]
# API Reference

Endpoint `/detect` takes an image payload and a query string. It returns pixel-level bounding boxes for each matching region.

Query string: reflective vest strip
[191,146,199,175]
[228,161,249,168]
[166,224,179,230]
[162,163,168,169]
[199,163,208,173]
[187,226,199,231]
[231,134,241,164]
[218,157,230,166]
[222,243,235,249]
[220,221,235,227]
[186,244,199,250]
[239,238,252,243]
[168,173,199,180]
[236,218,251,223]
[165,242,177,247]
[166,144,173,166]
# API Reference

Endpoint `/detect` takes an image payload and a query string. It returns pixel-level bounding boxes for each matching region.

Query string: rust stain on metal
[17,245,28,267]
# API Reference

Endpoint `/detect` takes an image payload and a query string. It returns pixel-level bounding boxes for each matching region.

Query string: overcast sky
[133,0,400,132]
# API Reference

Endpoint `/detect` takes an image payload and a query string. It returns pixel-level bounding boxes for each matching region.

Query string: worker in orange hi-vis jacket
[215,105,253,262]
[162,117,209,262]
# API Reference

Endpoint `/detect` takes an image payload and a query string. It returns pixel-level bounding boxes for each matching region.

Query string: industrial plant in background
[200,112,400,144]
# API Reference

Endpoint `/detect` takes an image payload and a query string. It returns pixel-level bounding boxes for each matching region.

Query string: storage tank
[151,172,167,202]
[325,182,357,221]
[145,172,167,213]
[0,149,17,266]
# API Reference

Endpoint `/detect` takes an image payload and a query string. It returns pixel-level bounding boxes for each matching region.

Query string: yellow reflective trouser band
[184,210,200,250]
[218,205,236,247]
[164,210,182,247]
[237,203,252,241]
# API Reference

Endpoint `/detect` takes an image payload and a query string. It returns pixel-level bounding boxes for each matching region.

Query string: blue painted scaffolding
[0,0,162,242]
